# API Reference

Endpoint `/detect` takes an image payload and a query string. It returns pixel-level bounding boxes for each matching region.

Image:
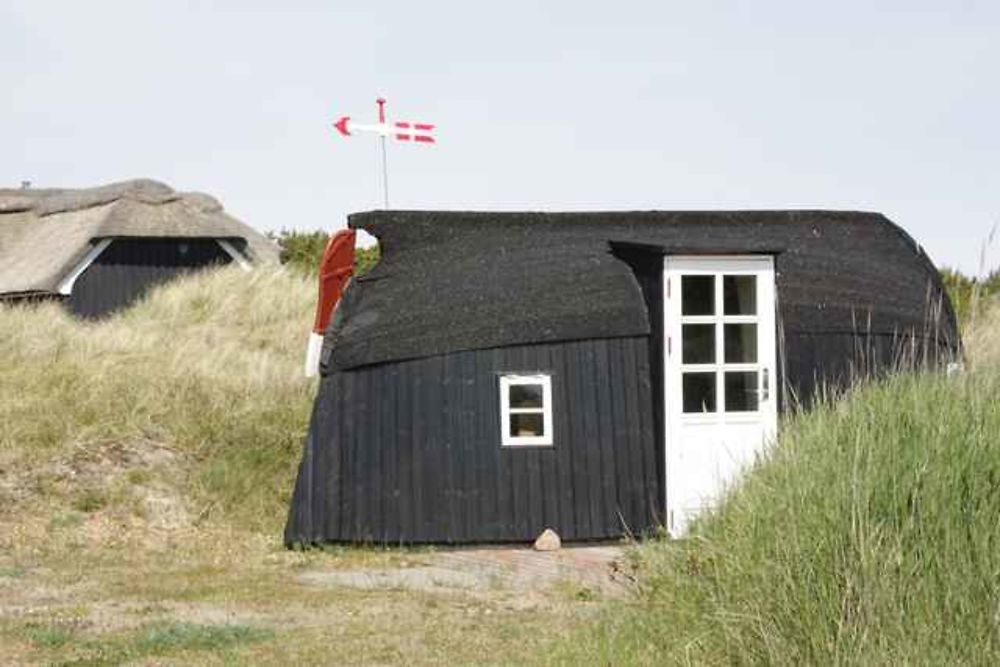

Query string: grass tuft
[22,623,76,648]
[548,299,1000,664]
[133,621,272,653]
[71,489,108,514]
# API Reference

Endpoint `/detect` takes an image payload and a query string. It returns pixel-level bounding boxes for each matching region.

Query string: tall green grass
[940,267,1000,328]
[549,301,1000,664]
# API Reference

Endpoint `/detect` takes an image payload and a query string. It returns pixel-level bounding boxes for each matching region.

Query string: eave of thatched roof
[320,209,956,371]
[0,179,279,295]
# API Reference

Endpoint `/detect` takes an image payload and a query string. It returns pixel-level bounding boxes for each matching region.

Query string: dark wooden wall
[286,336,663,545]
[67,238,232,318]
[288,254,957,545]
[782,330,955,407]
[610,245,665,515]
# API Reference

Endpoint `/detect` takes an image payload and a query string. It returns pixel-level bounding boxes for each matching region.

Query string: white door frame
[662,255,778,536]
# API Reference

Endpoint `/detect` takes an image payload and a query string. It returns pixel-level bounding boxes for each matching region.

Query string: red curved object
[312,229,356,335]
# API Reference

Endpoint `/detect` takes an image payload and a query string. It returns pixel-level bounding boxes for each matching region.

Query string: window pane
[509,384,544,408]
[723,275,756,315]
[682,324,716,364]
[725,371,759,412]
[682,275,715,315]
[510,412,544,437]
[724,323,758,363]
[683,372,717,413]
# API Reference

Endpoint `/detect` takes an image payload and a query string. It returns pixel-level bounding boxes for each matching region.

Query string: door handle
[762,368,770,402]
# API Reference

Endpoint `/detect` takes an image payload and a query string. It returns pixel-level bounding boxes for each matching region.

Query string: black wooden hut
[286,210,959,545]
[0,179,279,318]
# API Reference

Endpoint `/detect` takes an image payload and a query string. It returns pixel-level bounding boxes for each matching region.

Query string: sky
[2,1,997,273]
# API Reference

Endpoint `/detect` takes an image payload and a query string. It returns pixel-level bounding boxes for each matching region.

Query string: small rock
[533,528,561,552]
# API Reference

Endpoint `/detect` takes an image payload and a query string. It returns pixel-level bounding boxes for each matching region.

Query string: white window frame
[499,374,553,447]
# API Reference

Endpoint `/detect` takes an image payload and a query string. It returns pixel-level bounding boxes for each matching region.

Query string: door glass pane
[683,372,717,413]
[723,275,756,315]
[682,275,715,315]
[682,324,716,364]
[510,412,544,437]
[724,323,758,363]
[509,384,544,409]
[725,371,759,412]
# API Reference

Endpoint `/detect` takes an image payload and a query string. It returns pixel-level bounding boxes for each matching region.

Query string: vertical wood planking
[395,361,413,542]
[493,347,514,537]
[440,353,456,541]
[593,342,618,536]
[382,364,400,541]
[553,341,577,539]
[285,336,664,544]
[410,358,426,540]
[322,375,343,540]
[472,351,491,540]
[634,339,661,526]
[458,351,479,540]
[608,339,635,532]
[620,338,647,529]
[369,366,384,540]
[67,239,232,319]
[352,370,371,539]
[423,355,445,541]
[566,341,592,539]
[338,372,356,540]
[537,344,560,532]
[580,342,603,536]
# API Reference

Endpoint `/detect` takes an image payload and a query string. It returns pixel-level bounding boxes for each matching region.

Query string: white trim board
[57,239,113,296]
[216,240,252,271]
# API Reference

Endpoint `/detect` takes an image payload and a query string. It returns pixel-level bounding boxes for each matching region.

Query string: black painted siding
[67,238,232,318]
[611,245,666,517]
[286,336,661,545]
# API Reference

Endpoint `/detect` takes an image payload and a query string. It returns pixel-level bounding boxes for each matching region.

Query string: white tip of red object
[304,332,325,378]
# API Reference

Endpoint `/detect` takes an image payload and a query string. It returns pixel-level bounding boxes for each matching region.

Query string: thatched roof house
[0,179,278,317]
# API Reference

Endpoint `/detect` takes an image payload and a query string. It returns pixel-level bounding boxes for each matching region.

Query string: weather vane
[332,97,437,208]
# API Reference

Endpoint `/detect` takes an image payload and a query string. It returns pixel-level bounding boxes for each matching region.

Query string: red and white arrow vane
[333,97,436,144]
[331,98,436,208]
[333,116,436,144]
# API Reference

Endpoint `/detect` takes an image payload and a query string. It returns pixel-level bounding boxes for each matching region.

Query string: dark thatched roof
[0,179,279,297]
[320,210,957,372]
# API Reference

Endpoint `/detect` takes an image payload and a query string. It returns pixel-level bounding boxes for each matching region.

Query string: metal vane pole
[376,97,389,209]
[331,98,435,208]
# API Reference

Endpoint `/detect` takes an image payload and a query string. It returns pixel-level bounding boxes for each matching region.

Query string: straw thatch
[0,179,279,297]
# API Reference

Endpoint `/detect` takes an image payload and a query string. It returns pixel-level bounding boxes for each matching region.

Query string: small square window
[500,374,553,447]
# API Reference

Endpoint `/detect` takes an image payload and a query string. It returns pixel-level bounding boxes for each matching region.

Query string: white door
[663,256,778,536]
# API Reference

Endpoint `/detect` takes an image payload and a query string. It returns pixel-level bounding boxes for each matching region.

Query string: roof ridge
[0,179,179,217]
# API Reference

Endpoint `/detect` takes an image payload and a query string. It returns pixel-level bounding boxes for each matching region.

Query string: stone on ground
[533,528,561,552]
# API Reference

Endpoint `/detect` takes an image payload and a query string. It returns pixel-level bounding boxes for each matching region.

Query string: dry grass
[964,294,1000,370]
[0,267,592,666]
[8,265,991,664]
[0,266,316,534]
